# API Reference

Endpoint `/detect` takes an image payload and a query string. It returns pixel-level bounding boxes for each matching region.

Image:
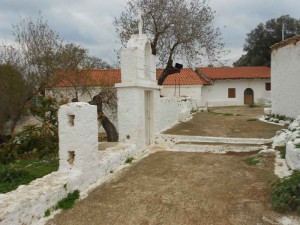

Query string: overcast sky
[0,0,299,67]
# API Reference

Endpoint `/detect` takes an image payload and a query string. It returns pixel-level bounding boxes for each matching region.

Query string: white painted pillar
[116,32,160,149]
[58,102,98,173]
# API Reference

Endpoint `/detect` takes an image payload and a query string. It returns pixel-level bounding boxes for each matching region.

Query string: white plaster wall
[271,41,300,118]
[58,103,99,176]
[117,87,149,149]
[160,85,202,99]
[0,142,141,225]
[0,102,144,225]
[201,79,271,107]
[154,97,197,133]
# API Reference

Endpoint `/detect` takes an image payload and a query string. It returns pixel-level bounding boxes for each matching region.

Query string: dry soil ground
[163,106,283,138]
[46,106,288,225]
[47,150,288,225]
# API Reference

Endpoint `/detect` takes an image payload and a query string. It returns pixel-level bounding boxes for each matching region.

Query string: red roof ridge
[196,66,270,80]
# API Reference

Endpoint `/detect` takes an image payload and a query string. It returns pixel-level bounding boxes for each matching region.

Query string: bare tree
[54,44,119,141]
[0,15,63,132]
[114,0,224,85]
[89,87,118,142]
[0,15,118,141]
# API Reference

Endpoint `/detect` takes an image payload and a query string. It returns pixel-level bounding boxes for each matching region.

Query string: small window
[68,115,75,126]
[265,83,271,91]
[228,88,236,98]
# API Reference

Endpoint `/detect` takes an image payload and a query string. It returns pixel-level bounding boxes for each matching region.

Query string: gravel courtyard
[47,150,289,225]
[163,106,283,138]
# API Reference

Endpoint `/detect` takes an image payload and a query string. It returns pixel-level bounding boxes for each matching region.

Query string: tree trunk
[157,61,181,86]
[99,113,119,142]
[89,94,119,142]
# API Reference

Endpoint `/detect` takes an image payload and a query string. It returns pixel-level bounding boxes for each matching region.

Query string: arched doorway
[244,88,254,105]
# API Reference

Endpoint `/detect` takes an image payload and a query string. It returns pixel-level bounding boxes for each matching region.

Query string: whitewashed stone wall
[271,39,300,118]
[0,103,142,225]
[154,97,197,133]
[117,87,157,149]
[201,79,271,107]
[160,85,202,101]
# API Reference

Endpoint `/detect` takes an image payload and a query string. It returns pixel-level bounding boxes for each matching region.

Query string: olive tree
[0,15,118,141]
[55,43,119,141]
[234,15,300,67]
[114,0,224,85]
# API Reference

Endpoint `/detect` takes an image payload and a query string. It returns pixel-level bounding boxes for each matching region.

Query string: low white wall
[154,97,197,133]
[0,103,145,225]
[286,140,300,170]
[0,143,140,225]
[201,79,271,107]
[160,85,202,100]
[155,134,272,148]
[271,40,300,118]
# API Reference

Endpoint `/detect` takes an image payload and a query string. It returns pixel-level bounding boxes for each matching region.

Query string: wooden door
[244,88,254,105]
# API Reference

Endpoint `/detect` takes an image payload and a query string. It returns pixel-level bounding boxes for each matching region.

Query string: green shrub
[295,143,300,149]
[0,96,64,164]
[125,157,134,164]
[44,209,51,217]
[244,156,262,165]
[55,190,80,210]
[270,171,300,214]
[247,118,257,122]
[0,168,36,193]
[279,147,286,159]
[249,103,257,108]
[0,157,58,193]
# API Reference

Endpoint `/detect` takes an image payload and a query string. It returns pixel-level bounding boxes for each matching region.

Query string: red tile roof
[197,67,270,80]
[54,69,121,87]
[156,68,209,85]
[53,68,207,87]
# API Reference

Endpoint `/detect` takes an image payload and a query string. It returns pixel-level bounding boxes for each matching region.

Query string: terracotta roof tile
[53,68,208,87]
[197,67,270,80]
[156,68,208,85]
[54,69,121,87]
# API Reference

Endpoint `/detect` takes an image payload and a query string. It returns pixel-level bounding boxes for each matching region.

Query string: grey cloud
[0,0,300,66]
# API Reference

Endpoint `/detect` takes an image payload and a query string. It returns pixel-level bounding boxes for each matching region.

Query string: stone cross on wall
[138,8,143,34]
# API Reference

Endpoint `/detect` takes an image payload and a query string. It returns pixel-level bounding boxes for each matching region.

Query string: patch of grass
[110,170,113,173]
[249,103,257,108]
[55,190,80,210]
[44,209,51,217]
[125,157,134,164]
[0,156,58,193]
[275,146,286,159]
[247,118,257,122]
[190,108,198,113]
[270,171,300,215]
[208,110,233,116]
[295,143,300,149]
[0,168,36,193]
[244,155,262,166]
[235,114,242,116]
[222,113,233,116]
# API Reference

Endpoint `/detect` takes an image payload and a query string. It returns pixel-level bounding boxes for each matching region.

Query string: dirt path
[163,106,283,138]
[47,151,286,225]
